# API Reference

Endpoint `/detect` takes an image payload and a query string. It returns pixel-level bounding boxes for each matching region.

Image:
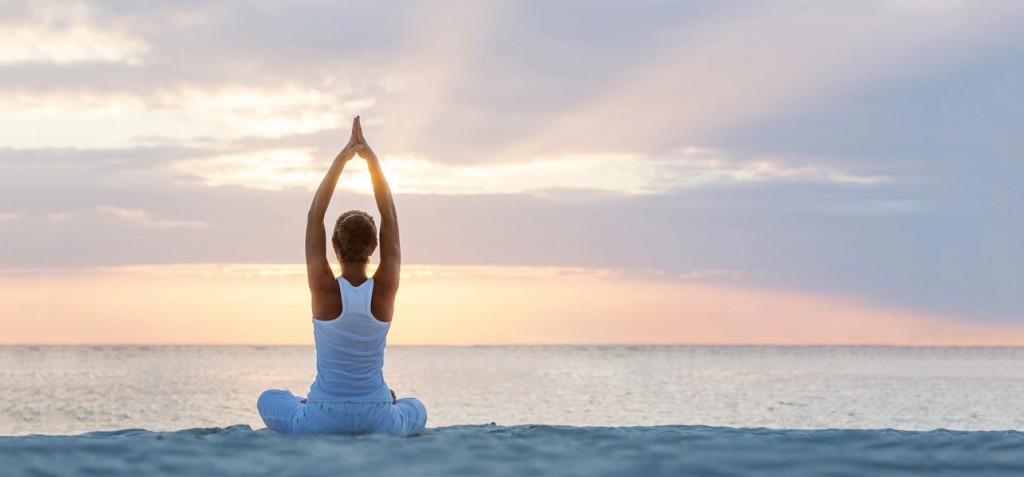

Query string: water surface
[1,345,1022,435]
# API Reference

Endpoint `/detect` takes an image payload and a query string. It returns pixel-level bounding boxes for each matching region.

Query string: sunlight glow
[171,148,890,196]
[154,87,363,139]
[0,264,1020,346]
[173,149,323,191]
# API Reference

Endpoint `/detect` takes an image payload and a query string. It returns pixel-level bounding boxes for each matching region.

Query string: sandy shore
[2,424,1022,476]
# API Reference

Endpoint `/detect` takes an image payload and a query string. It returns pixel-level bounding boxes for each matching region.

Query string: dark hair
[332,210,378,263]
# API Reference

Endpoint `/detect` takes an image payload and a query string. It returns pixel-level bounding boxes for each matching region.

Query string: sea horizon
[5,343,1024,348]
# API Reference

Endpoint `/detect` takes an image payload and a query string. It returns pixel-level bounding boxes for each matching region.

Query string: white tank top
[306,277,393,402]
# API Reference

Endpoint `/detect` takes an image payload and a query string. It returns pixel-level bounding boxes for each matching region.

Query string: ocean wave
[2,424,1022,476]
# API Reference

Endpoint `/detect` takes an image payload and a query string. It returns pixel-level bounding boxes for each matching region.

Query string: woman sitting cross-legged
[257,116,427,437]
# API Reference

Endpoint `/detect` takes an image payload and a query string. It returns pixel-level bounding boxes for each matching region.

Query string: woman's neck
[340,262,369,285]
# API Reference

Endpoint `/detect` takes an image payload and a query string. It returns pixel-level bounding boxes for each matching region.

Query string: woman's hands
[337,117,365,163]
[345,115,378,163]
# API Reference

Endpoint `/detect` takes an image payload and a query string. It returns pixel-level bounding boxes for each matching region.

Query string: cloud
[92,263,733,282]
[0,86,374,149]
[675,269,747,280]
[170,146,890,194]
[1,0,1020,163]
[172,148,322,191]
[0,1,148,65]
[95,206,208,228]
[0,160,1018,323]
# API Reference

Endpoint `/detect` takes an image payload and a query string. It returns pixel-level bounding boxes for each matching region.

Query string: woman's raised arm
[305,117,363,320]
[354,120,401,305]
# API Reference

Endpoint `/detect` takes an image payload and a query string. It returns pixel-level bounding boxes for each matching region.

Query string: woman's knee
[257,389,305,434]
[257,389,300,418]
[257,389,284,413]
[395,397,428,434]
[407,398,428,421]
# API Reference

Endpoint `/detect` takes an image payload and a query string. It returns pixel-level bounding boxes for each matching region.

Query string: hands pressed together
[340,116,378,163]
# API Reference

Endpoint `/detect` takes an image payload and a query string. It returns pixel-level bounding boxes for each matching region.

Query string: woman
[257,116,427,437]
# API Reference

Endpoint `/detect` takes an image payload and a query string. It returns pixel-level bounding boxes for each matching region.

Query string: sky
[0,0,1022,345]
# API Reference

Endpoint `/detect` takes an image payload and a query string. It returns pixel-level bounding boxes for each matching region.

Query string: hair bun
[332,210,378,263]
[342,213,372,226]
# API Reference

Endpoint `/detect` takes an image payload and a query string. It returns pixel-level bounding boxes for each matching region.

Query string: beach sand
[2,424,1022,476]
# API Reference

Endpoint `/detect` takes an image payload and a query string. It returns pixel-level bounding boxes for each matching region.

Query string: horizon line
[4,343,1024,348]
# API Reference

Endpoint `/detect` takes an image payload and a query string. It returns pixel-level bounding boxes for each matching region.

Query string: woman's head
[332,210,378,263]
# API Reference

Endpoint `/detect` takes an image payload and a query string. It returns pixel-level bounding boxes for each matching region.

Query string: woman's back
[307,277,393,403]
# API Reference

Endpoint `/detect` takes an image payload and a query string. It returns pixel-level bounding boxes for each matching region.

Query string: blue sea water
[1,346,1022,476]
[2,345,1022,435]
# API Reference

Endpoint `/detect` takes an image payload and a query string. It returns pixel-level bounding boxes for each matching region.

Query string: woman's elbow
[307,207,326,221]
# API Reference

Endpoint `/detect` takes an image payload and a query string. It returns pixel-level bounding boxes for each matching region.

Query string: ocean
[3,345,1024,476]
[3,345,1022,435]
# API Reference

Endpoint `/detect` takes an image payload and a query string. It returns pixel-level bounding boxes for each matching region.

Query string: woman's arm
[306,117,362,320]
[354,121,401,316]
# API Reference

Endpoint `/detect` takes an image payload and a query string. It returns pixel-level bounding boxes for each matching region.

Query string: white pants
[257,389,427,437]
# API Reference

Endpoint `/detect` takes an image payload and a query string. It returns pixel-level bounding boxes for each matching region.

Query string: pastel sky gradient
[1,0,1022,344]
